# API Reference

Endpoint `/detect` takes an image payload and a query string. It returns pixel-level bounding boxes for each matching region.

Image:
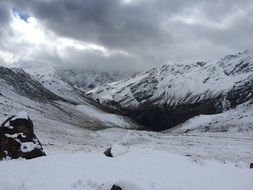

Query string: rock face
[0,112,46,160]
[104,147,113,157]
[0,67,63,102]
[87,51,253,131]
[111,185,122,190]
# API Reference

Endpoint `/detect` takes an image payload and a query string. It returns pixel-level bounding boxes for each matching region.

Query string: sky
[0,0,253,72]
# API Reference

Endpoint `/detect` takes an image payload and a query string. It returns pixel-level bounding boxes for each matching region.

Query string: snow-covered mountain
[87,50,253,131]
[22,65,130,104]
[0,66,63,102]
[56,69,129,92]
[0,66,137,130]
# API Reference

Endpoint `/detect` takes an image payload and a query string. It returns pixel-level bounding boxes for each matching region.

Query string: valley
[0,51,252,190]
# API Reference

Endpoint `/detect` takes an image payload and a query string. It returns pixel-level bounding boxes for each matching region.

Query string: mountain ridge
[87,50,253,131]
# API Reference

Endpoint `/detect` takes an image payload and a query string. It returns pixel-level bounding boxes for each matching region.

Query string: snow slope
[169,100,253,133]
[76,104,134,128]
[0,147,252,190]
[0,66,136,130]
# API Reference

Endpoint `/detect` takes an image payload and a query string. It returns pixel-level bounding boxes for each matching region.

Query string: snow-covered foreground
[0,147,252,190]
[0,95,252,190]
[1,122,253,190]
[1,108,253,190]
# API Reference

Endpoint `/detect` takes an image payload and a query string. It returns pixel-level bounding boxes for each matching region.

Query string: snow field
[0,147,252,190]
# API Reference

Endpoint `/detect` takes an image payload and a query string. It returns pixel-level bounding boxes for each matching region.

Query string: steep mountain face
[0,67,63,102]
[87,51,253,131]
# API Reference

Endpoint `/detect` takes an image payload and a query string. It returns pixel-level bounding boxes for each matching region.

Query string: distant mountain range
[22,66,129,104]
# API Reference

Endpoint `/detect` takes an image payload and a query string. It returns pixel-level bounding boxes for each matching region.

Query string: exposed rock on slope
[87,51,253,131]
[0,67,63,102]
[0,111,45,160]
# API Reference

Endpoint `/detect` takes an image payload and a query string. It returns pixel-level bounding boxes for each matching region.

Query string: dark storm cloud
[2,0,253,71]
[0,2,11,26]
[12,0,172,52]
[0,1,12,41]
[0,2,12,64]
[165,0,253,53]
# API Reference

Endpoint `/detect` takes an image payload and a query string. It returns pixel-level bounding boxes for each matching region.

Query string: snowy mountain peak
[56,69,129,91]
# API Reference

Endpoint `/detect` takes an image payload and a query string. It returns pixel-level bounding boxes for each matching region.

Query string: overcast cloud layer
[0,0,253,72]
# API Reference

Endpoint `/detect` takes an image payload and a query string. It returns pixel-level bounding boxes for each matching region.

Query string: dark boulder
[104,147,113,157]
[111,184,122,190]
[0,111,46,160]
[250,163,253,169]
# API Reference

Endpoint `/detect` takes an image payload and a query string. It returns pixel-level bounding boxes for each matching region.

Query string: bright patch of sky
[0,9,128,69]
[12,9,30,23]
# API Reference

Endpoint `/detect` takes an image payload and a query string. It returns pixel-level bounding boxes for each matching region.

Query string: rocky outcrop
[0,112,46,160]
[111,185,122,190]
[104,147,113,157]
[87,51,253,131]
